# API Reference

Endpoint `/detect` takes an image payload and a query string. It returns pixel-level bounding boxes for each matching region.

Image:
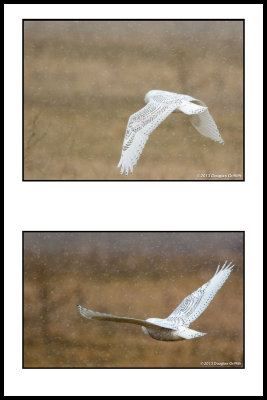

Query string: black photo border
[22,230,245,369]
[22,19,245,182]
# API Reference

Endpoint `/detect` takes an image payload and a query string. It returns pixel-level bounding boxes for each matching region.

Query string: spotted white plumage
[77,261,234,341]
[117,90,224,175]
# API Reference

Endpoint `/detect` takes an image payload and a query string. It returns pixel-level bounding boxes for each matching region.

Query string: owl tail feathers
[177,326,207,340]
[178,100,207,115]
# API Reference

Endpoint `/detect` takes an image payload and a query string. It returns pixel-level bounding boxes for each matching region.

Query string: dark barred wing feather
[166,261,234,327]
[118,101,178,175]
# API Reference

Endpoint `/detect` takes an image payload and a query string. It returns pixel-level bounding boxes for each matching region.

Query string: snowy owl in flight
[117,90,224,175]
[77,261,234,341]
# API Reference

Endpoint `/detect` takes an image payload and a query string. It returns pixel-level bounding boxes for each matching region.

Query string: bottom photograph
[23,231,244,368]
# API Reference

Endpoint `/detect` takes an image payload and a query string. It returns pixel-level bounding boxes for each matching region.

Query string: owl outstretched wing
[189,99,224,144]
[165,261,234,327]
[117,100,178,176]
[77,305,176,330]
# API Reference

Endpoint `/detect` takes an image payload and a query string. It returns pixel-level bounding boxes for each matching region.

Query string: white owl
[77,261,234,341]
[117,90,224,175]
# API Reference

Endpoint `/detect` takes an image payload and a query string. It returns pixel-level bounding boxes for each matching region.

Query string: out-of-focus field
[23,232,244,368]
[24,21,243,180]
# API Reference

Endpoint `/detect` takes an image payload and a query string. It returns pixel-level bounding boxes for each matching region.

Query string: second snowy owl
[117,90,224,175]
[77,261,234,342]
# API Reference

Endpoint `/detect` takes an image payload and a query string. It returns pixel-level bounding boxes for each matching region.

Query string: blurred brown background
[24,21,243,180]
[23,232,244,368]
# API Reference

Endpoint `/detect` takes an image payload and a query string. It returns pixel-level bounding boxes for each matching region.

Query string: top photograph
[23,20,244,181]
